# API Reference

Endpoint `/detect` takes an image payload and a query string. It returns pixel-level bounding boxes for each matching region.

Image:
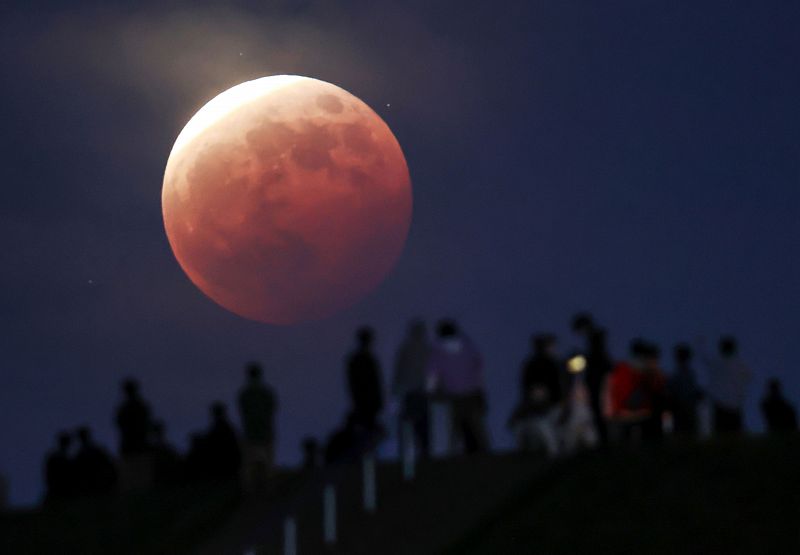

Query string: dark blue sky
[1,1,798,506]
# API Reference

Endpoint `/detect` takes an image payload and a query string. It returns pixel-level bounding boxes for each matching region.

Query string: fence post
[401,420,416,481]
[323,484,337,545]
[283,516,297,555]
[363,454,376,513]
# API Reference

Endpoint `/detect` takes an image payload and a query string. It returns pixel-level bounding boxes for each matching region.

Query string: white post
[363,454,376,513]
[283,516,297,555]
[401,420,416,481]
[323,484,337,545]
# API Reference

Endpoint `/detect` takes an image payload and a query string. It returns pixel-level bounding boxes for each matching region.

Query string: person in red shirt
[607,340,666,441]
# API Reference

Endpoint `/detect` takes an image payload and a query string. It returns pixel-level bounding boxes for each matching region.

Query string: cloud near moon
[162,76,412,324]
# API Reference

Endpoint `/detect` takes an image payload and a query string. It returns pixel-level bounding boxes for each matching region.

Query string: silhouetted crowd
[42,312,798,503]
[322,313,798,463]
[43,364,277,503]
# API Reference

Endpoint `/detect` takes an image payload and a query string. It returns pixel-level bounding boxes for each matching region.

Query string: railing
[243,400,454,555]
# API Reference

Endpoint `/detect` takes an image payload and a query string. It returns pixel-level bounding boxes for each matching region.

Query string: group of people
[43,364,277,502]
[330,312,798,463]
[508,313,798,456]
[43,313,798,501]
[324,319,490,464]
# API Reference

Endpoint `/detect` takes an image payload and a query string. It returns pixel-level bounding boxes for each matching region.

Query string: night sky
[2,1,798,506]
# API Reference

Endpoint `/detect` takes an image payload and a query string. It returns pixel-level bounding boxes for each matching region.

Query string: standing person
[73,427,117,496]
[204,402,241,480]
[238,362,278,491]
[44,431,75,501]
[703,336,752,434]
[761,379,798,433]
[607,340,665,441]
[115,378,154,491]
[640,343,668,441]
[347,327,384,434]
[426,319,489,454]
[571,313,611,444]
[116,378,153,456]
[509,334,564,456]
[151,421,181,487]
[668,344,702,436]
[392,319,432,457]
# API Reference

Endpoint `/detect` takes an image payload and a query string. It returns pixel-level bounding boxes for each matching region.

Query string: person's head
[437,319,459,339]
[532,333,557,357]
[246,362,262,382]
[571,312,594,335]
[76,426,92,445]
[674,343,692,365]
[768,378,782,396]
[57,431,71,451]
[629,338,649,366]
[122,378,139,398]
[719,336,738,358]
[356,326,374,348]
[642,342,661,370]
[211,402,227,421]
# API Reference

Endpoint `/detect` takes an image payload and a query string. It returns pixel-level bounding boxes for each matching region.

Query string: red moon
[162,76,412,324]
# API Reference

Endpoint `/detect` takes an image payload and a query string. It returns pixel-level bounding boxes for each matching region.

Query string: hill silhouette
[1,437,797,554]
[448,437,800,554]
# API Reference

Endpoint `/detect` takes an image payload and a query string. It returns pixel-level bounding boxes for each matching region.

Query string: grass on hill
[2,437,797,555]
[446,436,800,555]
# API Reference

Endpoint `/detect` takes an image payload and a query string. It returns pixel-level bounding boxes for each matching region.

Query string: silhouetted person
[44,431,75,501]
[668,344,702,435]
[608,340,666,442]
[324,412,373,465]
[571,312,595,337]
[761,379,797,433]
[509,334,564,456]
[301,437,320,470]
[204,402,241,480]
[393,319,432,456]
[73,427,117,496]
[347,327,384,433]
[151,421,181,486]
[116,378,153,456]
[426,319,489,454]
[185,432,209,482]
[115,378,155,491]
[584,329,613,444]
[572,314,611,443]
[640,343,667,441]
[702,336,752,434]
[238,363,277,491]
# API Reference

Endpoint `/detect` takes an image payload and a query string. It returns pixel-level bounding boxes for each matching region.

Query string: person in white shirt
[703,336,752,434]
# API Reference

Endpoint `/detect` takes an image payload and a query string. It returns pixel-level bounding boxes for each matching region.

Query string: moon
[162,75,412,324]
